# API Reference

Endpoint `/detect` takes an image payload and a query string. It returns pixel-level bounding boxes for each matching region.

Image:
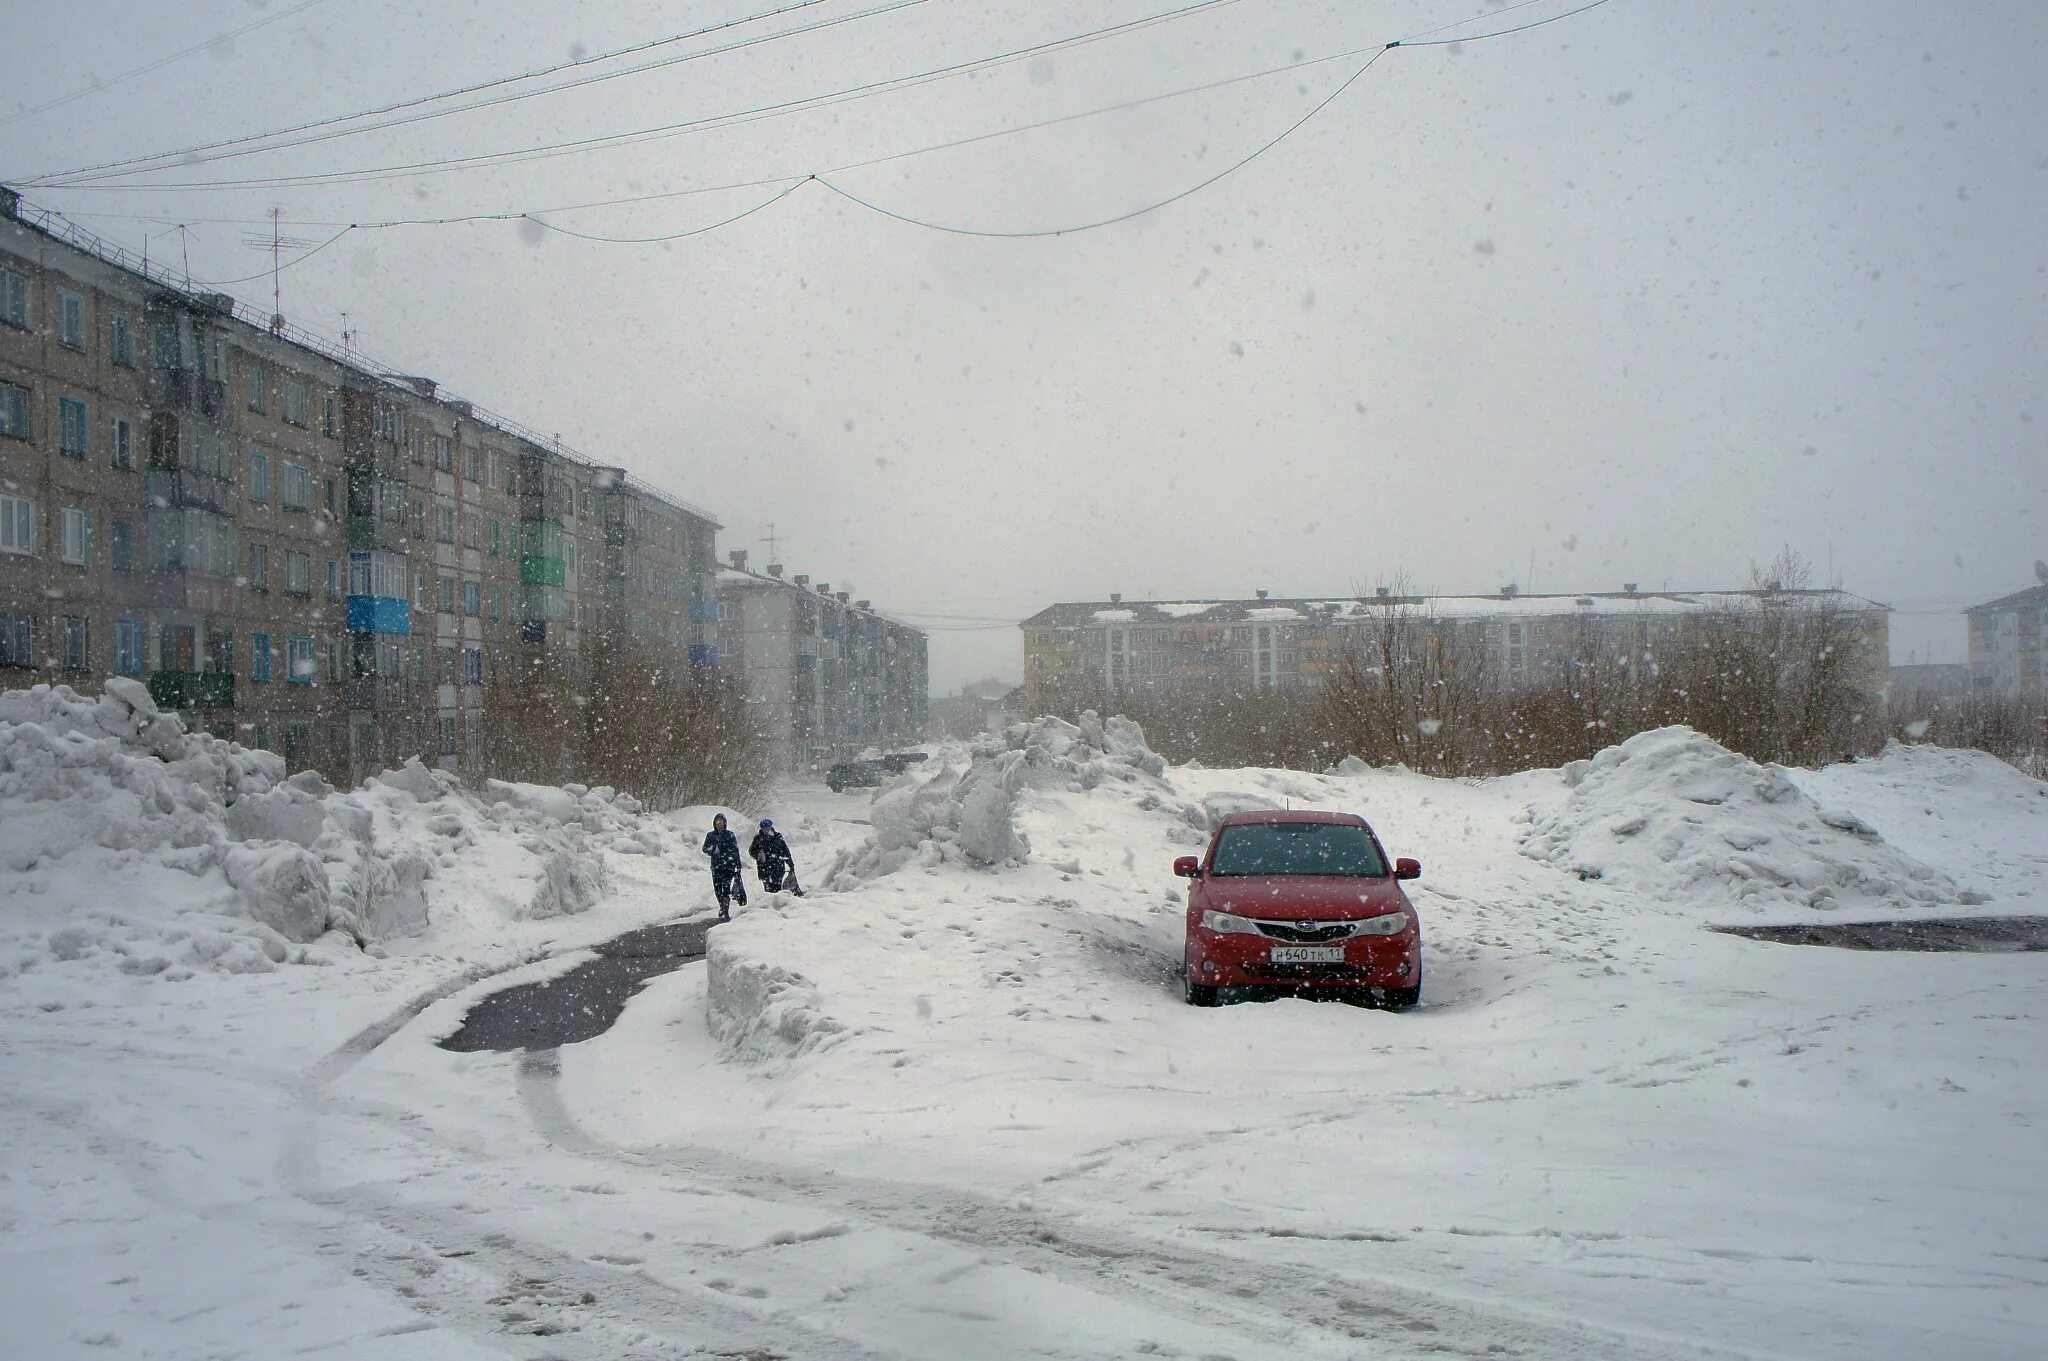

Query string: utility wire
[0,0,334,130]
[52,0,1617,267]
[23,0,925,188]
[28,0,1253,193]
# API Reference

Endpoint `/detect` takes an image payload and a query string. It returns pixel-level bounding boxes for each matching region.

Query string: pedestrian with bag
[749,818,804,896]
[702,813,747,920]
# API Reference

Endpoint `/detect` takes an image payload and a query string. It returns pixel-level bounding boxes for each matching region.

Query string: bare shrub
[1890,688,2047,779]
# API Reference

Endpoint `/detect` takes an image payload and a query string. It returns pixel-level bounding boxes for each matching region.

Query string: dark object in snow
[1714,916,2048,953]
[826,759,890,792]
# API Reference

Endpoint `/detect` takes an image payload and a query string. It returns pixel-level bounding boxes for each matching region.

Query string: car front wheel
[1183,971,1220,1007]
[1381,982,1421,1010]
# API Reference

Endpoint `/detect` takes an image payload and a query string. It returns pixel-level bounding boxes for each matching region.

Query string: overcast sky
[5,0,2041,689]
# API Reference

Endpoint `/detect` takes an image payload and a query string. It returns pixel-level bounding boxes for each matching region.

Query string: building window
[411,646,427,682]
[250,633,272,682]
[57,291,86,350]
[437,576,454,613]
[284,549,312,596]
[285,634,314,684]
[282,375,310,426]
[254,723,272,752]
[438,715,458,754]
[322,393,337,437]
[110,314,134,366]
[113,418,134,469]
[464,514,479,550]
[59,397,88,457]
[61,615,88,671]
[284,722,309,767]
[490,584,502,621]
[115,619,143,676]
[435,504,454,543]
[59,507,89,565]
[325,557,340,600]
[249,451,270,503]
[463,444,480,482]
[326,640,342,682]
[463,580,480,617]
[463,646,483,685]
[281,462,312,511]
[246,355,269,413]
[0,267,28,329]
[488,519,500,555]
[111,518,133,572]
[0,612,32,667]
[323,477,337,516]
[248,542,269,590]
[0,381,28,439]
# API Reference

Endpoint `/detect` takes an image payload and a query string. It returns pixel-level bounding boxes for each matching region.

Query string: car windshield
[1209,822,1385,877]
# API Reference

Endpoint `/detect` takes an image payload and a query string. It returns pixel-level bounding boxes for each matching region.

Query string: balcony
[345,594,412,636]
[142,570,237,615]
[344,676,413,711]
[145,469,233,515]
[520,554,565,587]
[148,671,235,711]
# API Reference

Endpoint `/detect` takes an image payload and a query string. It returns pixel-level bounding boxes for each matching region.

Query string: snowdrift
[1522,726,1963,915]
[823,712,1201,882]
[0,682,655,979]
[708,714,1204,1065]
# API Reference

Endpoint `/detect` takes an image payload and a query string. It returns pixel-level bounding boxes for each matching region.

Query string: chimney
[1500,583,1518,599]
[836,591,850,603]
[1375,586,1391,598]
[1623,582,1639,595]
[794,573,809,588]
[444,399,473,417]
[817,582,830,595]
[1109,592,1123,604]
[1255,588,1269,600]
[728,549,748,570]
[856,599,871,611]
[766,563,783,578]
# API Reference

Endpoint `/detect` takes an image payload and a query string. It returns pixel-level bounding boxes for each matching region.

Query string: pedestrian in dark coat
[749,819,802,895]
[702,813,747,919]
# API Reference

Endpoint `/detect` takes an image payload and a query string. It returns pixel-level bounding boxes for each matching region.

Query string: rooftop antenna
[240,206,313,331]
[763,521,785,563]
[338,311,355,355]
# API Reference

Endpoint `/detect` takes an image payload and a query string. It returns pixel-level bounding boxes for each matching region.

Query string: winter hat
[759,818,774,829]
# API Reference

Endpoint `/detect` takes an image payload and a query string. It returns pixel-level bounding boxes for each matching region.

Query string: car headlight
[1351,912,1410,936]
[1200,910,1264,935]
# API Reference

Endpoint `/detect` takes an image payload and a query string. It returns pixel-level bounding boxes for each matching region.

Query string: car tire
[1183,973,1220,1007]
[1381,982,1421,1010]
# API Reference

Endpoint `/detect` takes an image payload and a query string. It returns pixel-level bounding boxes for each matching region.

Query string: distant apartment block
[716,552,928,771]
[0,190,721,785]
[1021,586,1891,711]
[1966,579,2047,699]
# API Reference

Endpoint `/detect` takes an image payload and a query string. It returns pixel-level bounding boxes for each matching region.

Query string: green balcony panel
[520,554,566,586]
[147,671,236,710]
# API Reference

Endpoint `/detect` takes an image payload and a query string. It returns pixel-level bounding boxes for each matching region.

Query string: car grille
[1253,920,1360,943]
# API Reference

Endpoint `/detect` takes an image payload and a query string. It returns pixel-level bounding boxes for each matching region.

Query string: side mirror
[1173,856,1201,879]
[1394,857,1422,881]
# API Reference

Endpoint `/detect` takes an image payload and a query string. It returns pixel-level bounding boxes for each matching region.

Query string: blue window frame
[250,632,272,682]
[115,619,142,677]
[285,634,314,684]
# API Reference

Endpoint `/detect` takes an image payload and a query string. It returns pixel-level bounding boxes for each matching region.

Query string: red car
[1174,810,1423,1008]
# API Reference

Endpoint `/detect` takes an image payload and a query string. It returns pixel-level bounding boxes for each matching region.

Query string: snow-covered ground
[4,691,2044,1359]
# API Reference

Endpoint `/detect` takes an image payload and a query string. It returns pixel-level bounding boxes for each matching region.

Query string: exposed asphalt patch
[438,918,713,1052]
[1714,916,2048,953]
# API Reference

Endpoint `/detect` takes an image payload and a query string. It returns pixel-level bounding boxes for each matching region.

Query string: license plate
[1270,945,1345,964]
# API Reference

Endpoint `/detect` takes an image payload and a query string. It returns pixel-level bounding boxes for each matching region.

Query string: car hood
[1206,875,1409,920]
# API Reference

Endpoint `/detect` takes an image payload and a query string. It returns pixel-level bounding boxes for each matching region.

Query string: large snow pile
[0,682,643,980]
[824,712,1200,882]
[1521,725,1964,915]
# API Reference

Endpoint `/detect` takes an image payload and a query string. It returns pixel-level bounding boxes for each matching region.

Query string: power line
[22,0,925,188]
[0,0,335,130]
[26,0,1254,194]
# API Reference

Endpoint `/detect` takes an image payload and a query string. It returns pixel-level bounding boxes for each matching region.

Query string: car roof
[1212,810,1369,828]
